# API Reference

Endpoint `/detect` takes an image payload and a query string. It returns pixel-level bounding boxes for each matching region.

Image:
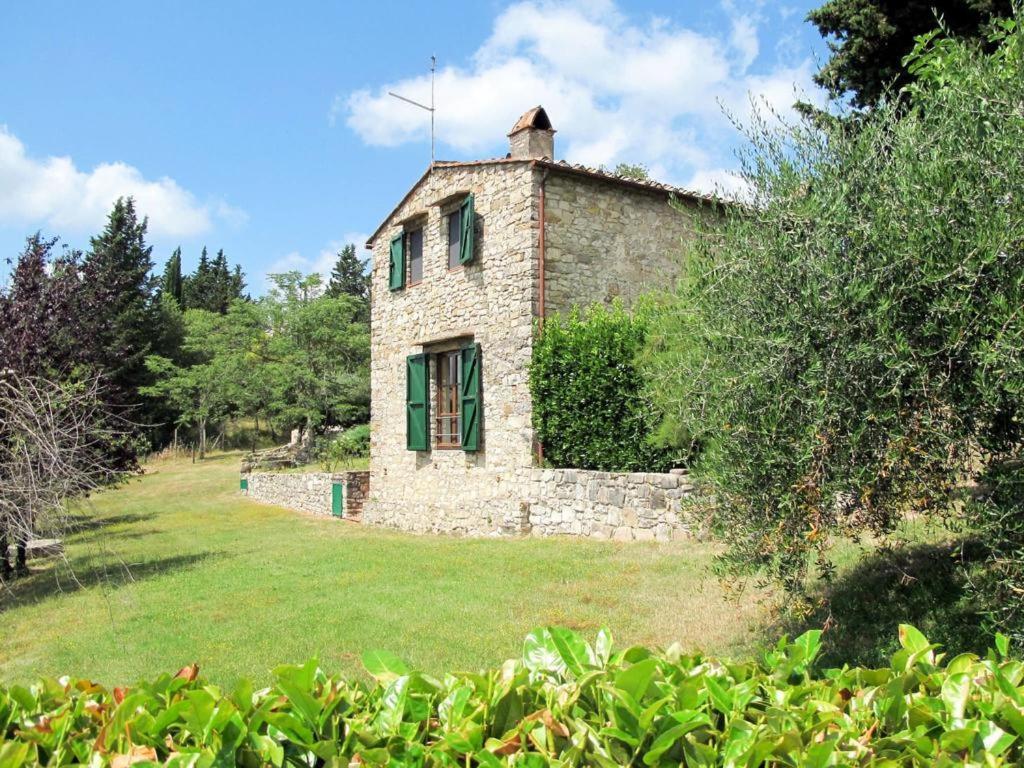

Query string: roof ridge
[545,159,714,201]
[367,158,726,245]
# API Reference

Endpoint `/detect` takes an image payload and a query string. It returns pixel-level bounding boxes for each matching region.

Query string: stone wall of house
[243,471,368,520]
[363,158,712,536]
[542,172,705,314]
[365,162,540,535]
[521,468,694,541]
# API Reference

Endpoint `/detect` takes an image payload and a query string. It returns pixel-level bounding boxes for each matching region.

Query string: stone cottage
[362,107,718,538]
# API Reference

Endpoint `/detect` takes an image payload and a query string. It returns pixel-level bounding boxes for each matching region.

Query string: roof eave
[365,159,536,247]
[365,157,732,248]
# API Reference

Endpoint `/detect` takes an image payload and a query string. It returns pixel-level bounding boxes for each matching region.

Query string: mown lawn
[0,452,769,686]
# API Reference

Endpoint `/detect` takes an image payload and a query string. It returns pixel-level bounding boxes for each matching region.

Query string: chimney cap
[508,106,555,136]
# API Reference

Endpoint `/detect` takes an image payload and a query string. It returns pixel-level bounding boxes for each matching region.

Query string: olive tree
[642,17,1024,614]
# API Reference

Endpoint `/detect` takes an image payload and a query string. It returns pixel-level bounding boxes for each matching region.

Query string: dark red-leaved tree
[0,234,85,378]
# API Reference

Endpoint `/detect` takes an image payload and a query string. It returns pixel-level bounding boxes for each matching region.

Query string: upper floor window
[407,228,423,285]
[448,194,475,268]
[447,208,462,270]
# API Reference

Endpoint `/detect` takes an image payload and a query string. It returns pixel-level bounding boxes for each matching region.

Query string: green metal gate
[331,481,344,517]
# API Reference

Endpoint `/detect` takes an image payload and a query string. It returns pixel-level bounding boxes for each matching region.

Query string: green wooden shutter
[331,482,343,517]
[406,353,429,450]
[458,194,475,265]
[389,233,405,291]
[460,343,481,451]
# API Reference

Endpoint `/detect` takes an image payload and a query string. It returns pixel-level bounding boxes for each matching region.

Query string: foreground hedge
[2,626,1023,766]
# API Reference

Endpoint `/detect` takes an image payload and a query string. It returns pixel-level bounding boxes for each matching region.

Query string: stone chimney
[508,106,555,160]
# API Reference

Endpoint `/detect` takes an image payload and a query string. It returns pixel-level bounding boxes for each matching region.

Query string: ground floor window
[436,350,462,448]
[406,343,480,453]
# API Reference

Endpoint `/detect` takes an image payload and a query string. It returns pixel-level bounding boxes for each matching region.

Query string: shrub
[642,16,1024,599]
[967,463,1024,644]
[529,303,682,472]
[316,423,370,471]
[2,626,1022,766]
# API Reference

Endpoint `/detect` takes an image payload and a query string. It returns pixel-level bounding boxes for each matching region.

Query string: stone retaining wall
[522,469,694,541]
[243,471,369,520]
[244,468,692,541]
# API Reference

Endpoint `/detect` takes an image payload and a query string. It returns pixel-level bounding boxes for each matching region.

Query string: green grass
[0,452,769,686]
[268,456,370,473]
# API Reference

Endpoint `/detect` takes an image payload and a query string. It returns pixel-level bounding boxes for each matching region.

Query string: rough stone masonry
[325,107,719,539]
[244,471,368,521]
[242,467,694,542]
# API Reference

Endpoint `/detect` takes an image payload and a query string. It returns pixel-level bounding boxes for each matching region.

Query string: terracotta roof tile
[508,106,554,135]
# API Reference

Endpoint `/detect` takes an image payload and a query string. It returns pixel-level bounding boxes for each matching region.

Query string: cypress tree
[78,197,159,421]
[231,264,246,302]
[161,247,184,304]
[326,244,370,302]
[181,247,245,312]
[212,249,231,313]
[181,246,210,310]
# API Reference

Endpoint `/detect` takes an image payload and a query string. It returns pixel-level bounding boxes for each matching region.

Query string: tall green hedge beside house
[529,303,681,472]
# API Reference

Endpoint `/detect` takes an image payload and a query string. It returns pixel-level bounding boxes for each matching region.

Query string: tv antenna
[388,55,436,165]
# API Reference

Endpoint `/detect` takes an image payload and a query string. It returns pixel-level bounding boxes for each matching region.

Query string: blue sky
[0,1,828,292]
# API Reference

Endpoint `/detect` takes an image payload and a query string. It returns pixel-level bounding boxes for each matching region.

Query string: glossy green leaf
[523,629,565,676]
[614,658,659,703]
[361,650,410,682]
[548,626,593,677]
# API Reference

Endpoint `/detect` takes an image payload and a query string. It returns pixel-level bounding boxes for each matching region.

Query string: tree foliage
[160,247,183,303]
[602,162,650,180]
[530,303,682,472]
[144,271,370,453]
[1,201,165,461]
[808,0,1012,107]
[142,308,249,457]
[642,17,1024,604]
[179,246,246,313]
[259,271,371,433]
[0,235,83,378]
[77,198,160,415]
[326,243,370,304]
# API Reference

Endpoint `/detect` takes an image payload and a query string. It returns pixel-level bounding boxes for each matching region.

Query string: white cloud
[686,167,751,201]
[730,15,760,70]
[0,125,243,238]
[340,0,824,186]
[265,233,371,290]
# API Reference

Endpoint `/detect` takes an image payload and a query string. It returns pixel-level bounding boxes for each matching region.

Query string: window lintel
[398,212,428,231]
[417,331,474,351]
[432,190,472,211]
